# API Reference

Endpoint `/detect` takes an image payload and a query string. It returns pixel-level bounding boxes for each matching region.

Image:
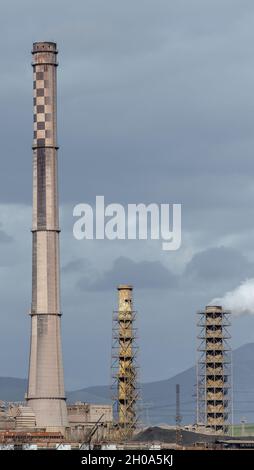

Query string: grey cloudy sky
[0,0,254,389]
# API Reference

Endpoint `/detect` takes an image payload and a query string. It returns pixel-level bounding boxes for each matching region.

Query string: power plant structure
[2,40,251,450]
[111,285,139,439]
[197,305,232,434]
[26,42,68,429]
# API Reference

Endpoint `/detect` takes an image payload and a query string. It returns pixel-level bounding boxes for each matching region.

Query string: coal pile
[135,427,218,446]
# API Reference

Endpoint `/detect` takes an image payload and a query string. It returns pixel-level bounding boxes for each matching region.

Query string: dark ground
[135,426,254,447]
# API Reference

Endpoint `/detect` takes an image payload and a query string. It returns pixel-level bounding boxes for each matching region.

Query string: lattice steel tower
[26,42,68,429]
[112,285,139,439]
[175,384,182,446]
[197,305,232,434]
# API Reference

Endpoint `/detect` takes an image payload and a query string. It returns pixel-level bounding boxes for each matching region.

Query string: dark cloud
[76,247,254,294]
[0,0,253,218]
[184,246,253,282]
[77,256,177,291]
[0,1,254,387]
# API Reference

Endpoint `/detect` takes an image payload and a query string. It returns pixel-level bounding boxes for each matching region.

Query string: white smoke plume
[211,278,254,315]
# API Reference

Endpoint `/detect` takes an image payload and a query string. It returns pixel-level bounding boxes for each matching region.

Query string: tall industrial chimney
[111,285,139,439]
[26,42,68,429]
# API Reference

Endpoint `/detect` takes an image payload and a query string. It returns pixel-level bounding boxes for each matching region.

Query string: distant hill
[68,343,254,424]
[1,343,254,424]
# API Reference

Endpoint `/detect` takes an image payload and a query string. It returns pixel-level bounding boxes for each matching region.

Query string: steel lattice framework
[197,305,232,434]
[111,285,139,440]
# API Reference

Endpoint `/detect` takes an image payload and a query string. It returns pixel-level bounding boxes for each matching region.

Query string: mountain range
[1,343,254,424]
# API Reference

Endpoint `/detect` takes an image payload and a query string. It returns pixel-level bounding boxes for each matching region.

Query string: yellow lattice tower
[112,285,139,440]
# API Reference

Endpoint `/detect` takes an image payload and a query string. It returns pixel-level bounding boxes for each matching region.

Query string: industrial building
[15,407,36,431]
[0,401,113,444]
[197,305,232,434]
[0,403,15,431]
[67,403,113,441]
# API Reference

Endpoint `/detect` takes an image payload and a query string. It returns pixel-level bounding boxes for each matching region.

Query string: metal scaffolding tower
[175,384,182,446]
[111,285,139,440]
[197,305,232,434]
